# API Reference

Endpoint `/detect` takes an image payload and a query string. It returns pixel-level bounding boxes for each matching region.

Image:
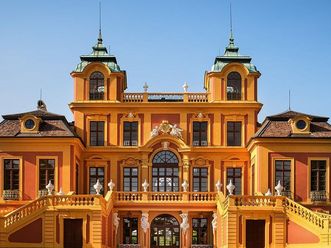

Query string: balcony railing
[191,245,213,248]
[114,191,217,203]
[2,190,19,200]
[119,245,140,248]
[310,191,327,202]
[122,93,209,103]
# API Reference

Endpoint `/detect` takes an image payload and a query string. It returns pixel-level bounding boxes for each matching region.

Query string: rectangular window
[39,159,55,190]
[123,218,138,244]
[311,160,326,192]
[226,168,242,195]
[4,159,19,190]
[89,167,105,195]
[227,122,242,146]
[193,167,208,192]
[123,167,138,192]
[90,121,104,146]
[123,121,138,146]
[192,218,208,245]
[193,121,208,146]
[275,160,291,194]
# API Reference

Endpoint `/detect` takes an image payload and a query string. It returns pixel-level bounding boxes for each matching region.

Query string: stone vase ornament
[108,180,115,192]
[94,179,103,195]
[181,180,189,192]
[142,179,149,192]
[275,180,283,196]
[46,180,54,195]
[143,82,148,92]
[183,82,188,92]
[226,180,235,195]
[57,187,64,196]
[265,188,272,196]
[215,179,222,193]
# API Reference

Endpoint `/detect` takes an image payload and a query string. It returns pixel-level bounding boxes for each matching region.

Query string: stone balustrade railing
[122,92,209,103]
[285,198,329,230]
[232,195,280,207]
[3,197,48,228]
[1,195,106,229]
[114,191,217,203]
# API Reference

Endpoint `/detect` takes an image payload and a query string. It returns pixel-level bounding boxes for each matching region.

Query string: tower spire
[228,2,235,47]
[98,1,103,44]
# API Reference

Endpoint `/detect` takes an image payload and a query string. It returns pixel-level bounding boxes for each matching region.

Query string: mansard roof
[0,101,77,138]
[253,110,331,139]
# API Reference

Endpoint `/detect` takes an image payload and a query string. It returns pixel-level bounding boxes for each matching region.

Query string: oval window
[24,119,35,129]
[296,120,307,130]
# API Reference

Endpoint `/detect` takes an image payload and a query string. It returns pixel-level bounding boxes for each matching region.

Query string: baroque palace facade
[0,31,331,248]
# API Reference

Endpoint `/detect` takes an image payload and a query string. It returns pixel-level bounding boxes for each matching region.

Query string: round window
[24,119,35,129]
[296,120,307,130]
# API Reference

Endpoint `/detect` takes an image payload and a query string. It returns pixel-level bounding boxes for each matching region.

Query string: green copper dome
[211,33,258,73]
[73,31,122,73]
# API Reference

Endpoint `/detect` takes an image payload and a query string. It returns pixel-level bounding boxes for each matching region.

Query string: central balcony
[122,92,209,103]
[113,191,217,211]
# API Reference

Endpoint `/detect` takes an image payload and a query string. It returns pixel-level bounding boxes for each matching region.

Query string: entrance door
[151,215,180,248]
[64,219,83,248]
[246,220,265,248]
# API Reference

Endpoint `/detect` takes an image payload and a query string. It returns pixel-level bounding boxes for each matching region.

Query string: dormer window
[289,116,311,134]
[19,115,41,133]
[89,71,104,100]
[227,72,241,100]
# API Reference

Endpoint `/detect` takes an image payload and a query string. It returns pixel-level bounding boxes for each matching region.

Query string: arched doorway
[152,151,179,192]
[151,214,180,248]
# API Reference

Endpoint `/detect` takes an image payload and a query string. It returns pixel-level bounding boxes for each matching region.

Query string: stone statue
[181,180,189,192]
[113,213,120,234]
[141,212,150,233]
[151,126,159,138]
[142,179,149,192]
[212,212,217,232]
[170,124,183,139]
[180,213,189,234]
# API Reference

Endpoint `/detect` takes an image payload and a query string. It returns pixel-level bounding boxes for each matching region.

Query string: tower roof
[210,33,258,73]
[73,32,122,73]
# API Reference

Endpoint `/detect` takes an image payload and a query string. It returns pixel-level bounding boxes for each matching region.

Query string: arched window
[89,72,104,100]
[227,72,241,100]
[152,151,179,192]
[151,215,180,248]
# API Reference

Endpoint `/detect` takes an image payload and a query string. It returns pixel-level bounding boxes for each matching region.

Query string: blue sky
[0,0,330,122]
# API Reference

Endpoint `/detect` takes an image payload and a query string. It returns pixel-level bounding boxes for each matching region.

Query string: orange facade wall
[287,220,319,244]
[269,152,331,202]
[151,114,180,129]
[8,218,42,243]
[1,151,63,200]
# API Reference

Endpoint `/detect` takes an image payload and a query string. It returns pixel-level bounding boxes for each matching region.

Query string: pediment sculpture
[150,120,183,139]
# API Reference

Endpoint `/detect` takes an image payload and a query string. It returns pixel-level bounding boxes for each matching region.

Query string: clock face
[296,120,307,130]
[24,119,35,129]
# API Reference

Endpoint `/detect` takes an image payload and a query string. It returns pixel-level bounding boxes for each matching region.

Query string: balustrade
[187,93,208,102]
[310,190,327,202]
[285,198,328,230]
[123,93,144,102]
[232,195,278,207]
[122,92,208,103]
[2,190,19,200]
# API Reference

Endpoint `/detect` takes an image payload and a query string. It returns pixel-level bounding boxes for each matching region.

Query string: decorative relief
[141,212,150,233]
[212,212,217,232]
[113,213,120,234]
[150,120,183,139]
[180,213,189,234]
